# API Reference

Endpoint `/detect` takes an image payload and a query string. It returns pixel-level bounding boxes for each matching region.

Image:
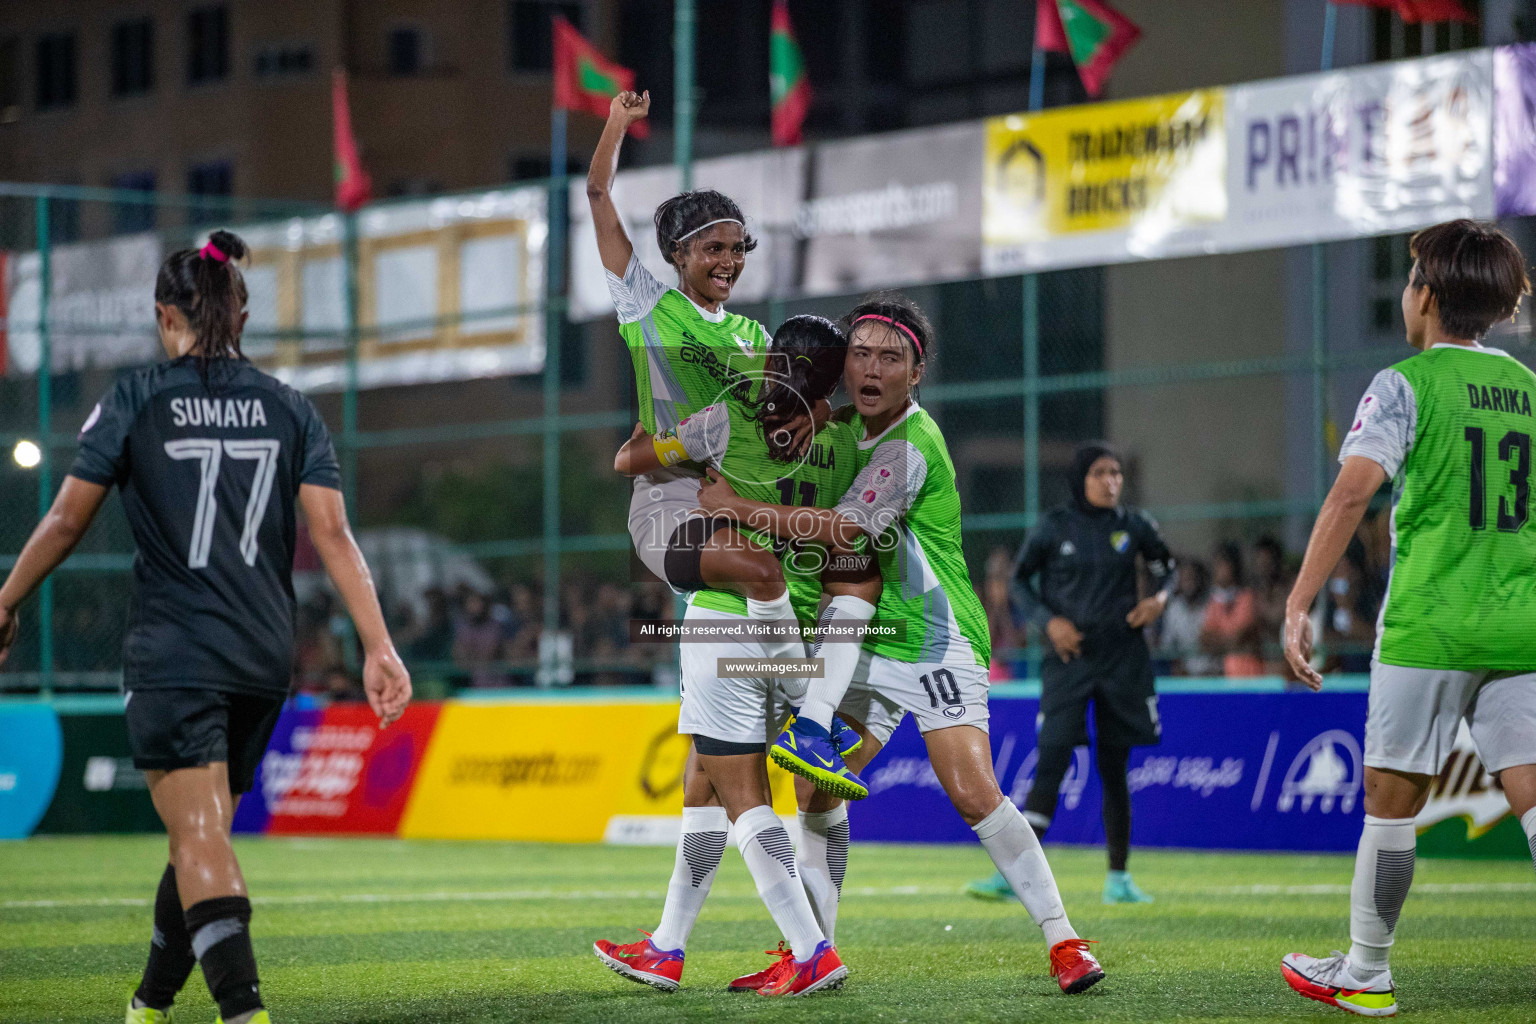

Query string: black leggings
[1023,741,1133,872]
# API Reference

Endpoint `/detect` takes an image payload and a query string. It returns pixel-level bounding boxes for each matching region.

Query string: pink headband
[853,314,923,358]
[199,241,228,263]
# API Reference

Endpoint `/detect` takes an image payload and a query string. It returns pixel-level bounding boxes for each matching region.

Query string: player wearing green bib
[1281,221,1536,1018]
[699,295,1105,997]
[586,88,821,668]
[597,316,857,998]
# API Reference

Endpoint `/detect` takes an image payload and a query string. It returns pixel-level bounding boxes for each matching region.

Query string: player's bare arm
[586,90,651,277]
[300,483,412,727]
[697,468,865,550]
[0,477,110,666]
[1282,455,1387,690]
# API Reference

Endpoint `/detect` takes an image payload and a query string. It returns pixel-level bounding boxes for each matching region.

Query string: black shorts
[663,516,729,592]
[124,687,285,795]
[1039,635,1160,750]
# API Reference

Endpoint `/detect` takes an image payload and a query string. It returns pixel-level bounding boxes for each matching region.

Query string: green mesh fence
[2,182,1531,695]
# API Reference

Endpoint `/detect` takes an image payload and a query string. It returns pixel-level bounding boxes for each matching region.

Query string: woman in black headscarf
[966,443,1176,905]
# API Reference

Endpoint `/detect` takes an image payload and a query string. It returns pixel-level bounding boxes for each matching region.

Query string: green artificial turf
[1,836,1531,1022]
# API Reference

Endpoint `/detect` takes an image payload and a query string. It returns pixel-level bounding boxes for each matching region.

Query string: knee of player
[949,778,1008,826]
[738,548,787,598]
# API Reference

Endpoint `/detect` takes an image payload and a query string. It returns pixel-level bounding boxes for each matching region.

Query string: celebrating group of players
[0,79,1534,1020]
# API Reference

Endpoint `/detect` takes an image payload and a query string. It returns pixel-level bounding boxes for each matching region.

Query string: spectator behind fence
[983,546,1025,680]
[1251,535,1295,676]
[1323,540,1378,675]
[1200,542,1264,677]
[1157,558,1218,676]
[454,589,511,688]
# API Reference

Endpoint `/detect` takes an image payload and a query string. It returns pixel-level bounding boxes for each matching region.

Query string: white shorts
[628,471,703,589]
[836,649,990,747]
[677,605,793,749]
[1366,661,1536,775]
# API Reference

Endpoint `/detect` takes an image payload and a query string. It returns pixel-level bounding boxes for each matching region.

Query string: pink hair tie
[853,314,923,357]
[199,241,228,263]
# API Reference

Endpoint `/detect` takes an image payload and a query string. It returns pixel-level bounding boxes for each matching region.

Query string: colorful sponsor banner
[234,702,441,835]
[400,698,798,842]
[853,692,1521,857]
[1494,43,1536,217]
[567,123,985,321]
[1225,51,1493,250]
[982,90,1227,274]
[34,711,161,834]
[0,705,63,839]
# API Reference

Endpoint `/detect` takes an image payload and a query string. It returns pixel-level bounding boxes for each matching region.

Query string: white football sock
[746,593,806,700]
[973,800,1077,947]
[735,804,825,961]
[1521,806,1536,875]
[650,806,728,952]
[797,805,850,942]
[1347,815,1416,975]
[801,596,877,732]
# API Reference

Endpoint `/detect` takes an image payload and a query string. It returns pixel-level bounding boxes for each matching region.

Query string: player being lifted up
[0,231,411,1024]
[587,88,821,664]
[1280,220,1536,1018]
[698,294,1105,996]
[596,315,871,997]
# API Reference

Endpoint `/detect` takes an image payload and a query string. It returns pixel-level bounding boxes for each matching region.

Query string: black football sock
[185,896,264,1021]
[133,864,197,1011]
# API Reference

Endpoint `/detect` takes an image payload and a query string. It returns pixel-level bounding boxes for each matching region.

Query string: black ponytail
[748,314,847,461]
[155,229,250,390]
[653,189,757,267]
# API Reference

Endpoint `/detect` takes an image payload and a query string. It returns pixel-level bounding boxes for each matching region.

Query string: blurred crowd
[292,579,677,698]
[293,509,1394,699]
[984,509,1393,683]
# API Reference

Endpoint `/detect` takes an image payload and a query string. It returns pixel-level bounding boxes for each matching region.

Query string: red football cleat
[1049,938,1105,994]
[758,940,848,997]
[592,930,684,992]
[728,941,794,992]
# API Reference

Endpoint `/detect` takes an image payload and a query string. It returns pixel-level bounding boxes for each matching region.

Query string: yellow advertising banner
[399,699,798,842]
[983,89,1227,273]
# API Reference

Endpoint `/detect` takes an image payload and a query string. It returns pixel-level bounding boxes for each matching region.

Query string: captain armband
[652,432,691,467]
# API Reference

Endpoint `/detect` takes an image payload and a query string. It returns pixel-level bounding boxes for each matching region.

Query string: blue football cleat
[770,716,869,800]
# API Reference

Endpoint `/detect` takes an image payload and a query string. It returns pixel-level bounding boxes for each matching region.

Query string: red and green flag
[553,17,648,138]
[1035,0,1141,99]
[1329,0,1475,24]
[332,68,372,212]
[771,0,811,147]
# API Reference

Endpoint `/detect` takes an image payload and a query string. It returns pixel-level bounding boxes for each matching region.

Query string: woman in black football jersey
[0,230,411,1024]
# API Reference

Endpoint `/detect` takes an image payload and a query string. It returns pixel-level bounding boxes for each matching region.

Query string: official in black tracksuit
[1014,442,1176,903]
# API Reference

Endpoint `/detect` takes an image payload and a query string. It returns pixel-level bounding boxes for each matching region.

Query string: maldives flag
[553,17,648,138]
[770,0,811,147]
[332,68,372,212]
[1037,0,1141,99]
[1329,0,1475,24]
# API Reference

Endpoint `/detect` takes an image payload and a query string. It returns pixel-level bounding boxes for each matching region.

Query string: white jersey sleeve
[834,440,929,538]
[605,253,671,325]
[1339,368,1417,479]
[673,403,732,468]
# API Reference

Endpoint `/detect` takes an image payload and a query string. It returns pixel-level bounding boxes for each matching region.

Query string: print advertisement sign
[1494,43,1536,217]
[982,90,1227,274]
[1223,51,1493,250]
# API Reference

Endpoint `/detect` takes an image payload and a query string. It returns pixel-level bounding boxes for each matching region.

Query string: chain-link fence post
[35,194,53,698]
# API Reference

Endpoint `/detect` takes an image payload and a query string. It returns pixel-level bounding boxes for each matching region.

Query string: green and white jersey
[833,401,990,667]
[1340,344,1536,670]
[666,402,861,629]
[608,255,771,435]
